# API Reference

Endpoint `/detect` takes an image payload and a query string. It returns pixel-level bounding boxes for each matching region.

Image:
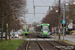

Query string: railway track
[39,41,59,50]
[26,41,44,50]
[26,34,44,50]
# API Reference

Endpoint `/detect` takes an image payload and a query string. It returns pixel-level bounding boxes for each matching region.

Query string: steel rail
[26,41,30,50]
[37,41,44,50]
[46,41,61,50]
[54,41,68,46]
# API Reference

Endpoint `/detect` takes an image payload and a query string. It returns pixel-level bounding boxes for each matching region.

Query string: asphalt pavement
[0,36,22,39]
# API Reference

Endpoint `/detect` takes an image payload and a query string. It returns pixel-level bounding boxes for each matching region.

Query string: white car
[11,32,19,38]
[18,31,23,36]
[3,32,6,38]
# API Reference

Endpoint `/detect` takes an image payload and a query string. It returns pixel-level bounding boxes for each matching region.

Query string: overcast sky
[23,0,68,24]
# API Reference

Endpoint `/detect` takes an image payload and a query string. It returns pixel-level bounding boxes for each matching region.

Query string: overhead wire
[26,0,32,9]
[40,0,49,6]
[33,0,50,18]
[47,0,51,3]
[39,0,50,11]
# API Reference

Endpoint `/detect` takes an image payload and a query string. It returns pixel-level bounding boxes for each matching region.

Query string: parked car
[10,32,13,36]
[20,31,23,34]
[3,32,6,38]
[0,32,8,38]
[11,32,19,38]
[18,31,23,36]
[0,32,5,38]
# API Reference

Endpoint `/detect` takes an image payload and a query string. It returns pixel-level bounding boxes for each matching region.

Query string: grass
[22,36,27,39]
[0,39,24,50]
[59,40,75,46]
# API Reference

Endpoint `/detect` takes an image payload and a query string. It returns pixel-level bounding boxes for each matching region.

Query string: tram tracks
[26,41,44,50]
[26,34,44,50]
[39,41,58,50]
[25,33,75,50]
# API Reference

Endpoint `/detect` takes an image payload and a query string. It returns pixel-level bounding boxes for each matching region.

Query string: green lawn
[0,39,24,50]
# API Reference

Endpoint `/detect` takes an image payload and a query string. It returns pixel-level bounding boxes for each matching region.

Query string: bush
[71,31,74,34]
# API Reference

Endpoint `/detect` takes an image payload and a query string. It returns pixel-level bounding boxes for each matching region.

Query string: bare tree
[0,0,27,41]
[42,6,59,29]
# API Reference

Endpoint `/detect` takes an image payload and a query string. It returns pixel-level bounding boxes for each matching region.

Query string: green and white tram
[36,23,50,37]
[23,28,29,35]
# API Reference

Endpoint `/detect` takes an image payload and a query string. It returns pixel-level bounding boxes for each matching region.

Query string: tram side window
[23,29,27,31]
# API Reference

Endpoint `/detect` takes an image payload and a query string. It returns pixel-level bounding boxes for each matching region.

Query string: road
[0,36,22,39]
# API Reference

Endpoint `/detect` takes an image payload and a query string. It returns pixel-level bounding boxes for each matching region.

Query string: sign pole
[70,29,71,35]
[58,0,61,40]
[24,11,25,37]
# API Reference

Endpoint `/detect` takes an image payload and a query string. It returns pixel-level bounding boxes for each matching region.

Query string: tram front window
[43,25,48,31]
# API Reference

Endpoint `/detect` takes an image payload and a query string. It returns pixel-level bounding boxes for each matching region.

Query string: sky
[23,0,68,24]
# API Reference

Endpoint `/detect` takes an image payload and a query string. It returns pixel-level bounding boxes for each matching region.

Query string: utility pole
[33,0,35,16]
[63,4,66,40]
[24,11,25,23]
[58,0,61,40]
[24,11,25,36]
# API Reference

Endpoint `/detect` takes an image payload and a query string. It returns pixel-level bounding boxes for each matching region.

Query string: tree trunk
[1,17,3,41]
[5,17,7,41]
[8,17,10,39]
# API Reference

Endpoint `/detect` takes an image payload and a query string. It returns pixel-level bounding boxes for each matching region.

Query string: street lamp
[66,3,68,6]
[43,16,45,18]
[73,2,75,4]
[50,7,53,10]
[56,10,58,12]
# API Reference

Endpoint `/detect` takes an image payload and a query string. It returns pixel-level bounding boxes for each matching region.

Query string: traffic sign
[68,23,73,29]
[64,27,66,28]
[62,20,65,24]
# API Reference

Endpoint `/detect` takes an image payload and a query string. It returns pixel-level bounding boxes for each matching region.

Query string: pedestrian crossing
[25,38,57,41]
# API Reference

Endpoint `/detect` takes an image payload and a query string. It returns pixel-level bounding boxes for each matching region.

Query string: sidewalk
[65,35,75,38]
[51,35,75,43]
